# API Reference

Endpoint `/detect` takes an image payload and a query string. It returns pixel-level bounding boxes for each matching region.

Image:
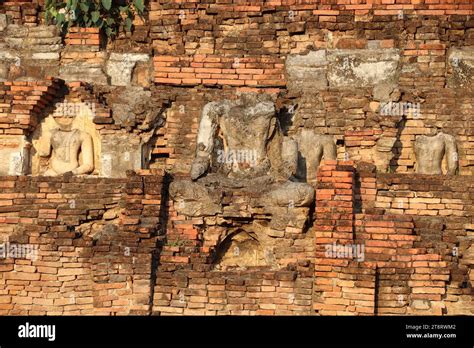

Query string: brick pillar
[92,170,162,315]
[313,160,376,315]
[314,160,355,244]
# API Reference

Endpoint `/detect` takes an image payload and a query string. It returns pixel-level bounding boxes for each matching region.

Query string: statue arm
[190,102,221,180]
[444,134,458,175]
[322,139,337,161]
[72,133,94,175]
[195,109,217,157]
[37,131,52,157]
[281,137,298,177]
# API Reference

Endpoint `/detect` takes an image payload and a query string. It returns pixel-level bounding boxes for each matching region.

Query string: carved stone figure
[170,94,315,253]
[414,131,458,175]
[176,93,314,208]
[190,97,273,180]
[190,94,301,182]
[38,112,94,176]
[295,129,337,181]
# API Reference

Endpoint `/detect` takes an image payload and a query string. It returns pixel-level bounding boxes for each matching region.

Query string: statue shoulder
[77,129,93,140]
[441,132,456,143]
[49,128,61,140]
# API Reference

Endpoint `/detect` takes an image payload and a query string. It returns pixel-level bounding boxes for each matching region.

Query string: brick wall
[290,88,474,175]
[0,0,473,316]
[0,79,112,136]
[0,171,164,315]
[313,161,465,315]
[153,55,285,87]
[147,161,470,316]
[2,0,474,174]
[372,172,474,314]
[153,264,314,315]
[0,164,471,315]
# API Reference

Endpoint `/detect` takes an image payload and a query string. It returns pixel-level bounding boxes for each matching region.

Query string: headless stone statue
[191,96,279,181]
[38,113,94,176]
[295,129,337,181]
[172,93,314,211]
[414,131,458,175]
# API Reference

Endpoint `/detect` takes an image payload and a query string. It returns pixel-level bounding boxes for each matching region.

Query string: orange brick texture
[0,163,470,315]
[313,161,456,315]
[65,28,102,47]
[0,0,472,316]
[0,79,112,136]
[147,0,474,87]
[4,1,472,26]
[0,171,163,315]
[284,89,474,175]
[153,55,285,88]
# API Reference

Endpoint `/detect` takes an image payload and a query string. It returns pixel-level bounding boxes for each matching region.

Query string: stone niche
[170,93,316,269]
[21,86,160,178]
[29,100,101,176]
[100,134,146,178]
[213,230,269,270]
[93,87,167,177]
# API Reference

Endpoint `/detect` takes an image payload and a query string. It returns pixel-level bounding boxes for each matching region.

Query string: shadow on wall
[277,103,296,137]
[389,115,407,172]
[213,230,268,270]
